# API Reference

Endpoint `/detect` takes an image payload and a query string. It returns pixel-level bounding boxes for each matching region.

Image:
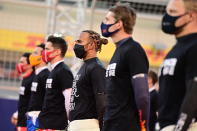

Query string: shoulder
[27,73,35,82]
[126,40,148,62]
[38,69,50,79]
[54,62,71,73]
[120,38,147,56]
[88,59,106,73]
[58,63,73,77]
[22,73,34,86]
[51,63,73,80]
[39,69,50,76]
[187,42,197,53]
[151,90,158,97]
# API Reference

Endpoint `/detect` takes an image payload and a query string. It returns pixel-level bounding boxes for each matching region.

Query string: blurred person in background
[158,0,197,131]
[68,30,107,131]
[26,43,50,131]
[101,4,150,131]
[16,52,35,131]
[38,35,73,131]
[148,70,159,131]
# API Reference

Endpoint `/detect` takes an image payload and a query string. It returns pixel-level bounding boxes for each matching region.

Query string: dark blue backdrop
[0,98,18,131]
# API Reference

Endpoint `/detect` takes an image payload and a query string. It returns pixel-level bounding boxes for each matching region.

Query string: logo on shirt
[46,78,53,89]
[19,86,25,95]
[160,58,177,76]
[31,82,38,92]
[70,74,80,111]
[106,63,117,77]
[174,113,187,131]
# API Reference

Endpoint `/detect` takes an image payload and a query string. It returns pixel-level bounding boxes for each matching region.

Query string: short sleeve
[185,44,197,81]
[126,46,149,77]
[90,65,106,94]
[58,68,74,91]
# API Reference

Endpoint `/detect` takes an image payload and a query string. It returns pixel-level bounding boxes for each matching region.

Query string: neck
[83,51,97,61]
[50,56,63,65]
[111,30,131,43]
[176,23,197,38]
[35,62,47,69]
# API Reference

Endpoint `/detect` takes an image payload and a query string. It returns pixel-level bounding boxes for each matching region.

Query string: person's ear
[86,41,95,51]
[54,49,61,56]
[116,20,122,29]
[190,12,197,22]
[90,42,96,51]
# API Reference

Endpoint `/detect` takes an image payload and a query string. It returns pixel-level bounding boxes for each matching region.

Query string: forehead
[20,56,27,62]
[34,46,43,52]
[105,11,115,19]
[79,32,90,41]
[167,0,186,14]
[45,41,53,48]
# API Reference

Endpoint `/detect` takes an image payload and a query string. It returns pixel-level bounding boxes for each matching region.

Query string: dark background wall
[0,98,18,131]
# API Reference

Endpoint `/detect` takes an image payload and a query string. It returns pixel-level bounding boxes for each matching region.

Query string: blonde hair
[183,0,197,12]
[109,4,136,34]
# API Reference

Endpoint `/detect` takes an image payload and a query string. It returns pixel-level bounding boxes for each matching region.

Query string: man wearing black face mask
[101,4,150,131]
[68,30,107,131]
[159,0,197,131]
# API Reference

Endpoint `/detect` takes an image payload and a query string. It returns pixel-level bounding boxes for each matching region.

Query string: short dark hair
[22,52,31,64]
[47,35,67,57]
[148,70,158,85]
[37,43,45,50]
[109,4,136,34]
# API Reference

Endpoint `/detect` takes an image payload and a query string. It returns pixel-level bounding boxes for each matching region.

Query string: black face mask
[73,44,86,59]
[162,13,187,34]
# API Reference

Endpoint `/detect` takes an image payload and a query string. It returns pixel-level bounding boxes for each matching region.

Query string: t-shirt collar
[35,66,48,75]
[149,87,156,92]
[176,33,197,43]
[51,60,64,70]
[84,57,97,63]
[115,37,131,48]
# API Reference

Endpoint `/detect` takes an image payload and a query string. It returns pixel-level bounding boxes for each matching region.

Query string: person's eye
[76,40,82,43]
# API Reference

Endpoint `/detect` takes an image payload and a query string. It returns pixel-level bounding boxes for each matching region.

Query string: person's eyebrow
[76,40,82,43]
[168,9,178,14]
[105,17,109,21]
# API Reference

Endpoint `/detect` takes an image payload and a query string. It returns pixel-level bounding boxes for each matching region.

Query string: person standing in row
[38,35,73,131]
[16,52,35,131]
[68,30,107,131]
[159,0,197,131]
[27,43,50,131]
[101,4,150,131]
[148,71,159,131]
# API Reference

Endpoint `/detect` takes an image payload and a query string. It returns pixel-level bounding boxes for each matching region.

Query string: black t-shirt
[149,89,158,131]
[38,62,73,130]
[17,72,35,127]
[103,37,149,131]
[158,33,197,129]
[69,57,106,122]
[28,68,50,111]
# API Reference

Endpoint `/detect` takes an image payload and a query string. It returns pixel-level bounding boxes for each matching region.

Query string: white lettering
[19,86,25,95]
[31,82,38,92]
[46,78,53,89]
[69,74,80,111]
[106,63,117,77]
[162,58,177,76]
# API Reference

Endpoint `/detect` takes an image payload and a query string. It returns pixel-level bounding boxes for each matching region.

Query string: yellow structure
[0,29,169,67]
